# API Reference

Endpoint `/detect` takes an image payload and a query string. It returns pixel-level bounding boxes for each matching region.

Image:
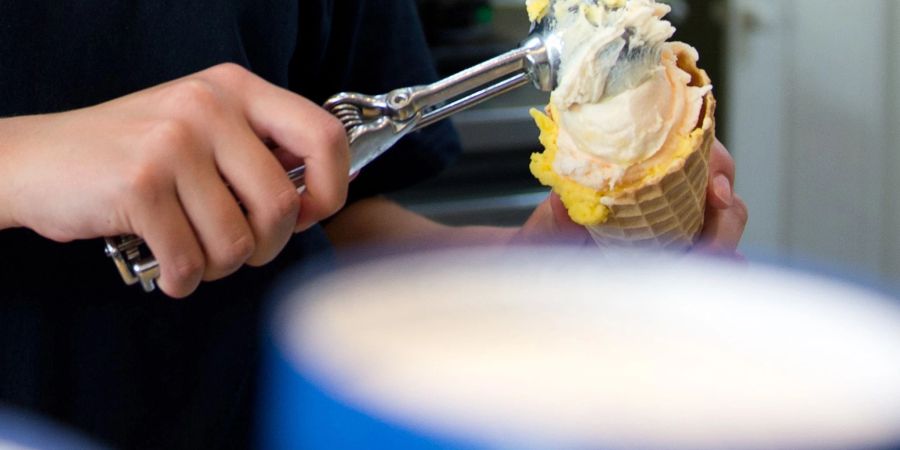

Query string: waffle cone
[587,55,716,250]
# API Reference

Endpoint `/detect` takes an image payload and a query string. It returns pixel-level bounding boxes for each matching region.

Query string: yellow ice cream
[525,0,550,22]
[529,0,713,226]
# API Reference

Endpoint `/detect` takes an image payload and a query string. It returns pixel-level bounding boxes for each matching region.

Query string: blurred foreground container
[259,247,900,450]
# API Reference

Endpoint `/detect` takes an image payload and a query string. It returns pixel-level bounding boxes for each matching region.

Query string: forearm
[325,196,517,251]
[325,139,748,254]
[0,115,34,231]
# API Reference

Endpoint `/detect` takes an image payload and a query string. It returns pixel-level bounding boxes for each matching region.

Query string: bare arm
[326,139,747,255]
[325,196,516,251]
[0,63,350,297]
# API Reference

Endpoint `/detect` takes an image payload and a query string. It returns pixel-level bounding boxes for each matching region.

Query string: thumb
[514,193,591,245]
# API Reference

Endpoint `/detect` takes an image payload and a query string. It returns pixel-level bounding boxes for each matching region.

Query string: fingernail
[713,175,733,206]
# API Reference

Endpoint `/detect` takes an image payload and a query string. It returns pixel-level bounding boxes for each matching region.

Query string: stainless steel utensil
[106,13,564,292]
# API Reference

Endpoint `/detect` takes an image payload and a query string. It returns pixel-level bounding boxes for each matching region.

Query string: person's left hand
[693,139,749,256]
[513,139,748,255]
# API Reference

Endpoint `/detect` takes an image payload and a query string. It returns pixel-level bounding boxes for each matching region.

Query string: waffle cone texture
[530,46,717,250]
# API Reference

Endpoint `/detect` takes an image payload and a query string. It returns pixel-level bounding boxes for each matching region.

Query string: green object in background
[475,5,493,24]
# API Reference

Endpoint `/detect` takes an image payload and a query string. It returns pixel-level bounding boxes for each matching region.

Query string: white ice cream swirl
[545,0,712,190]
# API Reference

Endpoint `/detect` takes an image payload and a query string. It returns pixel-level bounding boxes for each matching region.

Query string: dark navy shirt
[0,1,459,448]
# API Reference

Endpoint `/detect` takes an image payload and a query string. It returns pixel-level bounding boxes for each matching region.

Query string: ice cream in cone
[527,0,716,249]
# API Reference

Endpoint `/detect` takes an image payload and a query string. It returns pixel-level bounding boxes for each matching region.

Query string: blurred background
[392,0,900,290]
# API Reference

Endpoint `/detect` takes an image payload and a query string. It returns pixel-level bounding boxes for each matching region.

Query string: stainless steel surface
[104,235,159,292]
[106,16,568,291]
[415,72,531,130]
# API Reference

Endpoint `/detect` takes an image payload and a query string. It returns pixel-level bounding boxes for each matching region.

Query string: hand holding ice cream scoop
[527,0,724,249]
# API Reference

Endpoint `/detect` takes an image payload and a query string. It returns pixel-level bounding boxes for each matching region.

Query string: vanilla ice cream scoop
[529,0,718,247]
[534,0,712,191]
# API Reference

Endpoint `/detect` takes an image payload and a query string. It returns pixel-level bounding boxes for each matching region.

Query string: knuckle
[146,118,195,151]
[123,172,159,209]
[214,232,256,271]
[273,187,302,221]
[122,159,169,208]
[258,187,300,232]
[313,118,350,216]
[318,115,350,157]
[167,253,204,288]
[305,185,346,223]
[125,119,197,207]
[166,78,222,114]
[206,62,249,84]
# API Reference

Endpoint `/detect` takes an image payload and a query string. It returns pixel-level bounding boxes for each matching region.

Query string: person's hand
[514,139,748,254]
[0,63,350,297]
[693,139,749,256]
[513,193,592,246]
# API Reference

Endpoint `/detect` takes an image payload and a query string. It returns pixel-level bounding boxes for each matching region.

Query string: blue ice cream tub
[258,248,900,450]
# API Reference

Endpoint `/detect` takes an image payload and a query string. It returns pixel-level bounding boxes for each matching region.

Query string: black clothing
[0,1,459,448]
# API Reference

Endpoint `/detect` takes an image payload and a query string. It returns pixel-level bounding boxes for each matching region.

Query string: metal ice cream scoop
[106,13,566,292]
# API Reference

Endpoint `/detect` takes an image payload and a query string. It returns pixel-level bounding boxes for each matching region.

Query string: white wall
[727,0,898,283]
[887,1,900,284]
[725,0,791,254]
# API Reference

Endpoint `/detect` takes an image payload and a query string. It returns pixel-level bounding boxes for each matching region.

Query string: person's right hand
[0,63,350,297]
